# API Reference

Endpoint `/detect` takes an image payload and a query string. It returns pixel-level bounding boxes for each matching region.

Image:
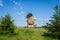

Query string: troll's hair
[26,13,33,18]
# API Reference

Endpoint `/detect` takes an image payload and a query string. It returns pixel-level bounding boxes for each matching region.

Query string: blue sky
[0,0,60,27]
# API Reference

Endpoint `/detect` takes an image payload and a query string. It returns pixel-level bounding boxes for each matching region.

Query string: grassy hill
[0,28,57,40]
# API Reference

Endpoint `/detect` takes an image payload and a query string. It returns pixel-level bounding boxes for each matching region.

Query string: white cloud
[20,11,24,14]
[0,0,3,6]
[0,3,3,6]
[16,11,24,15]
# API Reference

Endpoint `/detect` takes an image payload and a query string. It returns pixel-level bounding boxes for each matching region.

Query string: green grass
[0,28,57,40]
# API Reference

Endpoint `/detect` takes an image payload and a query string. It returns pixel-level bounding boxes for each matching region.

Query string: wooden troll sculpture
[26,13,36,28]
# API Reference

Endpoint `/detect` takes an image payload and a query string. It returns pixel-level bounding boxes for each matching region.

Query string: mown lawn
[0,28,57,40]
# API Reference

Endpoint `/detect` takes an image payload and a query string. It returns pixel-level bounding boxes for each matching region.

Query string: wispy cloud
[13,0,24,16]
[16,11,24,15]
[13,1,18,5]
[13,1,22,5]
[0,0,3,6]
[13,0,24,7]
[13,7,17,10]
[20,6,23,10]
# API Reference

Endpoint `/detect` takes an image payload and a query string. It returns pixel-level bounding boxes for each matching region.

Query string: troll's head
[26,13,33,18]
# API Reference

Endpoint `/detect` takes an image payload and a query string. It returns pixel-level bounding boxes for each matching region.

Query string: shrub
[0,14,15,35]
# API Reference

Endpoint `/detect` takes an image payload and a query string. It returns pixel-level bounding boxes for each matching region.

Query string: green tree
[46,5,60,39]
[0,14,15,34]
